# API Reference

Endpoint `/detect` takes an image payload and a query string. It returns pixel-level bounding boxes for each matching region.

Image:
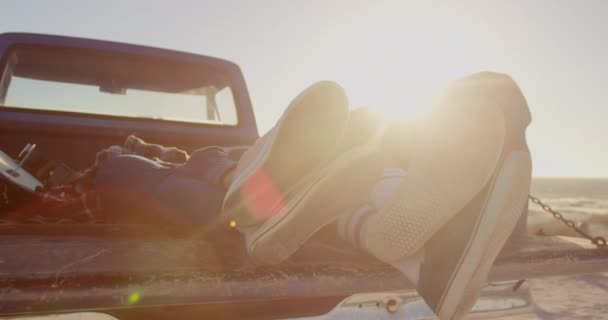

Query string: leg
[95,155,173,224]
[242,107,392,263]
[96,148,235,227]
[224,85,393,264]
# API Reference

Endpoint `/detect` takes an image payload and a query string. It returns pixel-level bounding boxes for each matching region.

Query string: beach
[508,178,608,319]
[514,272,608,319]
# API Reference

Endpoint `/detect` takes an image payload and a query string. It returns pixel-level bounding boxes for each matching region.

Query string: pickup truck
[0,33,606,320]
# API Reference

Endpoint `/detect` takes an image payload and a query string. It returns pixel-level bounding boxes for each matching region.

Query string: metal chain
[529,195,607,248]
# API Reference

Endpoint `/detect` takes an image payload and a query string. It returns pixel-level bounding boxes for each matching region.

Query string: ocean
[528,178,608,238]
[513,178,608,319]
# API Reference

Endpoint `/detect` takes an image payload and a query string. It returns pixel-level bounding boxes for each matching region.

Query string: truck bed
[0,228,606,318]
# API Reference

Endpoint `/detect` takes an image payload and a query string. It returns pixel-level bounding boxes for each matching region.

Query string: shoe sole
[247,133,385,264]
[363,91,506,262]
[437,150,532,319]
[222,81,349,225]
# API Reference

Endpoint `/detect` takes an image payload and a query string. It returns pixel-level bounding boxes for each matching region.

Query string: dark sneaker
[222,81,350,236]
[362,72,532,319]
[242,106,388,264]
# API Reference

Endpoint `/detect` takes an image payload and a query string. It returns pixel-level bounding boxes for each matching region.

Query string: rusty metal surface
[0,234,606,316]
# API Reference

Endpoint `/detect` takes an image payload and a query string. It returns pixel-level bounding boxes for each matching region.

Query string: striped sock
[337,204,376,249]
[337,167,406,249]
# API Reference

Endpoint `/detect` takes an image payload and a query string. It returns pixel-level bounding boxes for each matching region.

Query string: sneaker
[362,72,532,319]
[245,106,390,264]
[222,81,350,236]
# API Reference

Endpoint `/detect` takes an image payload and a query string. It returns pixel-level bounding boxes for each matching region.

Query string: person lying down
[94,73,533,320]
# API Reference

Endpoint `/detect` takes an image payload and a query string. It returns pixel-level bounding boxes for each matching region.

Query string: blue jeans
[95,147,235,227]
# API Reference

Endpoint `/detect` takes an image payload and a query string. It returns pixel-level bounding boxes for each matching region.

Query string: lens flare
[127,291,141,305]
[241,169,285,221]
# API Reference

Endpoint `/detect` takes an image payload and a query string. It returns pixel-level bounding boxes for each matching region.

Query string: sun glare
[332,10,496,121]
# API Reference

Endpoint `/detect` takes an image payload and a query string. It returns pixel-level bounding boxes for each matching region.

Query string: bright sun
[330,12,497,121]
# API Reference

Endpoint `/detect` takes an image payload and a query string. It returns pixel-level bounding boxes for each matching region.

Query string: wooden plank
[0,234,606,316]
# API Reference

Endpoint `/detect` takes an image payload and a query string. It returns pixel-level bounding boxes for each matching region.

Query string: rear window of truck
[0,45,238,125]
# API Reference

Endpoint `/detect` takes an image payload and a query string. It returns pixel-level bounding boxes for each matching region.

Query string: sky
[1,0,607,177]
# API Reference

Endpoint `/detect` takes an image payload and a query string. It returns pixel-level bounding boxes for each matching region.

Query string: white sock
[337,168,407,249]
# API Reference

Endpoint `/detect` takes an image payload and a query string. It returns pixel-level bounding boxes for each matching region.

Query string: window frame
[0,42,248,129]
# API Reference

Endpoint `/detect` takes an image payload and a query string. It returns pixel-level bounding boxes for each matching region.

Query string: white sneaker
[236,107,388,264]
[222,81,353,260]
[362,72,532,319]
